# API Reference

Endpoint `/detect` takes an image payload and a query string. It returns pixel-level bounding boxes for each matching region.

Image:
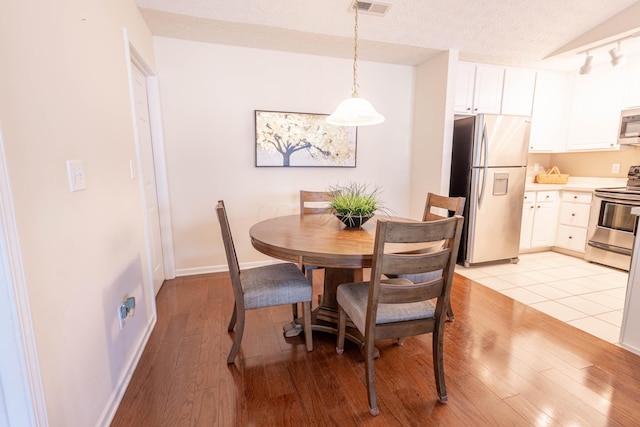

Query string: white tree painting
[255,111,357,167]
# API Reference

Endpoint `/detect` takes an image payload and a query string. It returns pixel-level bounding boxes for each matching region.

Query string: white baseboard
[99,314,157,427]
[175,260,282,277]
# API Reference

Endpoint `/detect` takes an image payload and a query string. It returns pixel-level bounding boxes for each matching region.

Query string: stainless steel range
[585,166,640,271]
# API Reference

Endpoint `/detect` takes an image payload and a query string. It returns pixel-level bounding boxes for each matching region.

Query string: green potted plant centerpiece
[328,182,386,228]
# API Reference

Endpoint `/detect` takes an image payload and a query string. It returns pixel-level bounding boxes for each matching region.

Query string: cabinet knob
[571,213,576,217]
[467,107,471,111]
[568,236,573,239]
[474,108,478,111]
[573,196,578,199]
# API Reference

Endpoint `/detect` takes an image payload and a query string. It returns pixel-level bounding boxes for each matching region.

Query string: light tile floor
[455,251,629,344]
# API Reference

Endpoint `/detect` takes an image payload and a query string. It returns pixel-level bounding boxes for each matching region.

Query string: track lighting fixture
[576,32,637,74]
[609,41,626,68]
[579,52,593,75]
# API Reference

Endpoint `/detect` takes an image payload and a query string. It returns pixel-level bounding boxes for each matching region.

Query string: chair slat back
[215,200,243,300]
[423,193,465,222]
[300,190,333,215]
[369,217,463,309]
[379,277,444,304]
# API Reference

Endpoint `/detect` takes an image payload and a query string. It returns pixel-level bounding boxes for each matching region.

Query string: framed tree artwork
[255,110,357,167]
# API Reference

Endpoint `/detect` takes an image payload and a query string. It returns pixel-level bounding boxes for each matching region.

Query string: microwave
[618,107,640,145]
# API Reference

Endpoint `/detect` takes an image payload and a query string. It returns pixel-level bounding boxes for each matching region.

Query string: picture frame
[255,110,357,167]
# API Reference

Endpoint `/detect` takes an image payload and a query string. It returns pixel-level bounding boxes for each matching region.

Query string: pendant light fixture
[327,1,385,127]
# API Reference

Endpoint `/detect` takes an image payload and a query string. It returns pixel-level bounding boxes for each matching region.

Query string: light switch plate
[66,160,86,192]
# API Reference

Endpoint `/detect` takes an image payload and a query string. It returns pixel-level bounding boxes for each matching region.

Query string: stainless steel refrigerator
[449,114,530,266]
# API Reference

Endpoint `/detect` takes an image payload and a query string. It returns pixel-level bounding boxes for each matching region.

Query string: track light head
[579,53,593,75]
[609,41,626,68]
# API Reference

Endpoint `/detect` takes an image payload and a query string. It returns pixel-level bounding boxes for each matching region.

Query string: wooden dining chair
[300,190,333,215]
[422,192,465,222]
[336,215,463,416]
[216,200,313,363]
[422,193,465,320]
[390,193,465,321]
[293,190,334,319]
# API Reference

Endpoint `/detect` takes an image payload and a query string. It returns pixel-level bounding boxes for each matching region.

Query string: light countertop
[525,176,627,193]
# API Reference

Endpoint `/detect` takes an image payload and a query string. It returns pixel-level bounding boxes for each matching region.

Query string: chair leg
[227,304,237,332]
[302,301,313,351]
[291,303,298,320]
[446,305,455,322]
[365,334,380,416]
[432,324,448,403]
[227,309,245,364]
[336,306,346,354]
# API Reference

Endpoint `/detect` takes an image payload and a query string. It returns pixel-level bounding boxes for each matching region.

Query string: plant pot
[335,213,373,228]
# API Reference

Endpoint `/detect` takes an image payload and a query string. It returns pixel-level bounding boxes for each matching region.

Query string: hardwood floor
[111,270,640,426]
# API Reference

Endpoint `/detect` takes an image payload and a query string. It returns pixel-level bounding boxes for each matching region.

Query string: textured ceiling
[136,0,640,69]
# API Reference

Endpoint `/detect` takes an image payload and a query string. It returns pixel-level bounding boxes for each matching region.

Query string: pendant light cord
[352,3,359,98]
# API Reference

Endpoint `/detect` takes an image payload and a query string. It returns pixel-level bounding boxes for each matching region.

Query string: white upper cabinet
[529,71,572,152]
[454,62,504,114]
[454,62,477,114]
[623,54,640,109]
[565,62,625,151]
[502,68,537,116]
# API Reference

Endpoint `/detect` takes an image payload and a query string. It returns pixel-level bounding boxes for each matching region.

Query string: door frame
[124,31,176,286]
[0,130,49,426]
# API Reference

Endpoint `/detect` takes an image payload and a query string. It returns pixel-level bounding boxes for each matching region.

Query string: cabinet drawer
[562,191,592,204]
[558,202,591,227]
[523,191,535,202]
[556,225,587,252]
[535,191,559,203]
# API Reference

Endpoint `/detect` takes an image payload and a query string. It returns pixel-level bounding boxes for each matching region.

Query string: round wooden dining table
[249,213,429,341]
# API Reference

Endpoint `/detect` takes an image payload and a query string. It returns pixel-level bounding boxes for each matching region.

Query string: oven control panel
[627,165,640,187]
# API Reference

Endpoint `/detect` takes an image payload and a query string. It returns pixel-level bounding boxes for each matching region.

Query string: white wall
[153,37,415,274]
[0,0,156,425]
[409,50,458,219]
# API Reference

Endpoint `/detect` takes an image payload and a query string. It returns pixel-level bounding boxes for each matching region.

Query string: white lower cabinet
[520,192,535,250]
[520,191,559,250]
[554,191,592,253]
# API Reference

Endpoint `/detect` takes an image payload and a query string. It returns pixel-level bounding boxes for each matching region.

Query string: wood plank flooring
[111,271,640,426]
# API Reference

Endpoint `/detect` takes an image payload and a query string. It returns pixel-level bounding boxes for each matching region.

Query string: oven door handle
[587,240,633,256]
[595,192,640,204]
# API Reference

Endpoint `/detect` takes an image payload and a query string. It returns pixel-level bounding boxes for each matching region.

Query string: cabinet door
[530,202,559,247]
[529,71,572,152]
[623,54,640,109]
[520,201,535,249]
[454,62,476,114]
[474,65,504,114]
[566,62,625,150]
[502,68,536,116]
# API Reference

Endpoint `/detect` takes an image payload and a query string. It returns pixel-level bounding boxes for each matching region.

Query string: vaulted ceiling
[136,0,640,70]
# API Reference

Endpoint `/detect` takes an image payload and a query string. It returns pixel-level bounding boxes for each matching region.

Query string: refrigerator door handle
[478,123,489,208]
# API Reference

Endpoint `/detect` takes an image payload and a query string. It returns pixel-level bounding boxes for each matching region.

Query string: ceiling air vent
[350,0,392,16]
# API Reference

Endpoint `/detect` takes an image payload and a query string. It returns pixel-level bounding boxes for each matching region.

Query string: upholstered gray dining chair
[216,200,313,363]
[336,216,463,416]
